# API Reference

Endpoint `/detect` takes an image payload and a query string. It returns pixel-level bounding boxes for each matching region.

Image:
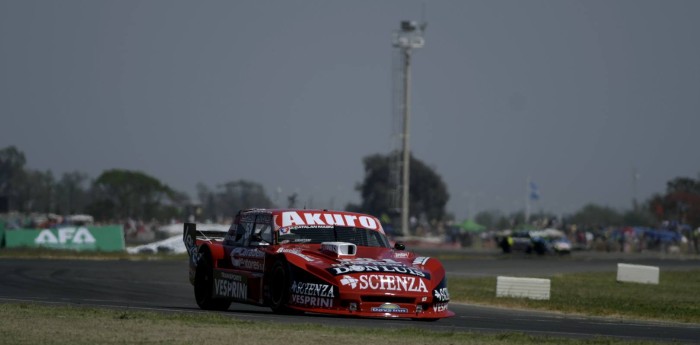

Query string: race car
[183,208,454,320]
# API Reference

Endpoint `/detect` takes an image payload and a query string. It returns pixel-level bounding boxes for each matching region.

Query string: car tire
[269,260,302,315]
[194,251,231,311]
[499,238,511,253]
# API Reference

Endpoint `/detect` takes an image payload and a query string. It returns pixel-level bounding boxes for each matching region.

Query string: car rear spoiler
[183,222,227,250]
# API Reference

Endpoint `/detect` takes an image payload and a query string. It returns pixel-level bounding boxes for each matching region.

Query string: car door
[228,214,271,304]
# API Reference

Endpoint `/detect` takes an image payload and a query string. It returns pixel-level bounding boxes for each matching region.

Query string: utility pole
[400,48,412,236]
[632,167,640,211]
[392,20,425,235]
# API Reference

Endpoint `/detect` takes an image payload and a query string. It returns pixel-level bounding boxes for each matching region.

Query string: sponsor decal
[230,247,265,270]
[329,265,428,278]
[231,247,265,258]
[433,287,450,302]
[340,274,428,293]
[412,257,430,265]
[231,258,264,270]
[187,248,200,267]
[329,258,430,278]
[432,303,449,312]
[279,227,291,234]
[240,214,257,222]
[290,294,333,308]
[213,272,247,300]
[34,227,96,245]
[371,303,408,313]
[290,281,335,298]
[184,230,200,267]
[280,211,378,230]
[394,252,410,259]
[339,275,359,289]
[276,248,315,262]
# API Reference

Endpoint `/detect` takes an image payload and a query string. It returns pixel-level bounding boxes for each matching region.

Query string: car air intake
[320,242,357,256]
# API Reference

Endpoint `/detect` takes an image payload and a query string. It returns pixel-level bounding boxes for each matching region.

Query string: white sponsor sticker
[34,227,96,245]
[290,294,333,308]
[281,211,378,230]
[433,287,450,302]
[432,303,448,312]
[214,278,247,300]
[290,281,335,298]
[340,274,428,293]
[412,257,430,265]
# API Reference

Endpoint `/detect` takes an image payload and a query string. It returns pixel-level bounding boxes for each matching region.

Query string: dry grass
[0,303,656,345]
[450,270,700,324]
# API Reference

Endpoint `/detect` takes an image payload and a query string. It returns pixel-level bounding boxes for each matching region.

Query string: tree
[621,207,656,227]
[54,171,90,215]
[197,180,273,221]
[0,146,27,210]
[88,169,181,220]
[569,204,623,227]
[353,152,450,223]
[196,183,217,221]
[474,210,499,230]
[10,169,55,213]
[648,175,700,227]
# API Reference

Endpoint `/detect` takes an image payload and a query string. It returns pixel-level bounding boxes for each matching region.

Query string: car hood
[273,243,438,283]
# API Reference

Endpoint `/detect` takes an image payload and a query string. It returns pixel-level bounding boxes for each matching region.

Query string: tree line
[1,145,698,229]
[471,177,700,230]
[0,146,273,222]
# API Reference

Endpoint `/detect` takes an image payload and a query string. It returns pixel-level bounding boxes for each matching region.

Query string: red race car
[183,208,453,320]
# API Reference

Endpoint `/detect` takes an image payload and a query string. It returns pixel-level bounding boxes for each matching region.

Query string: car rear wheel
[194,252,231,311]
[269,260,302,314]
[533,242,546,255]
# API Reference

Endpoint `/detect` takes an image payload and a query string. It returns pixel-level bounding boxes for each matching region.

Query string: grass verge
[450,270,700,323]
[0,303,661,345]
[2,249,699,324]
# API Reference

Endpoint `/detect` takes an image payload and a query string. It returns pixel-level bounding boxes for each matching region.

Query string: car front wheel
[269,260,302,315]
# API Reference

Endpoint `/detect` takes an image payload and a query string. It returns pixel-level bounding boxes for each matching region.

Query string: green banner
[0,220,5,247]
[5,225,125,252]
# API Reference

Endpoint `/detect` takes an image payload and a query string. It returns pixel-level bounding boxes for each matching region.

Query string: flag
[529,182,540,201]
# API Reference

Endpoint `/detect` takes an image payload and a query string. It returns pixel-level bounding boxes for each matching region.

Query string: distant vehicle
[499,229,571,255]
[183,208,454,320]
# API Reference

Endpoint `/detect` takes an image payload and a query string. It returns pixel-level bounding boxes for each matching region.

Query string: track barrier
[616,263,659,284]
[496,276,551,300]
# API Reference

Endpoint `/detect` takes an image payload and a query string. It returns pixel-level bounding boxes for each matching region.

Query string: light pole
[393,20,425,235]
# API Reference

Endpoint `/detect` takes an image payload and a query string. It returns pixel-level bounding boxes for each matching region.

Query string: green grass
[3,248,699,324]
[0,303,661,345]
[450,270,700,323]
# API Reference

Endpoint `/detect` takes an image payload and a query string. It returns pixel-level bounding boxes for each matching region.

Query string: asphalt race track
[1,253,699,343]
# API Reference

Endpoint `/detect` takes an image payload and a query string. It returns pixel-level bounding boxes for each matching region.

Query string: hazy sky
[1,0,699,220]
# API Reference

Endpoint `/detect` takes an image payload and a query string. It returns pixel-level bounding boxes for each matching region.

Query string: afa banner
[0,220,5,246]
[5,225,125,252]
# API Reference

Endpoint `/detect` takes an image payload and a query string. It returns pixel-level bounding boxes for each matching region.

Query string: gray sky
[1,0,699,220]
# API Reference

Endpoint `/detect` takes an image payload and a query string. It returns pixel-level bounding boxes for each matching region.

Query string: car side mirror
[394,242,405,250]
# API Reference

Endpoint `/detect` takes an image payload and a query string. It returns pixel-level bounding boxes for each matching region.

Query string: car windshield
[278,226,390,248]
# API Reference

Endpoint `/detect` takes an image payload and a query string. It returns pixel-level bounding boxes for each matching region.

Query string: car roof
[238,209,384,233]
